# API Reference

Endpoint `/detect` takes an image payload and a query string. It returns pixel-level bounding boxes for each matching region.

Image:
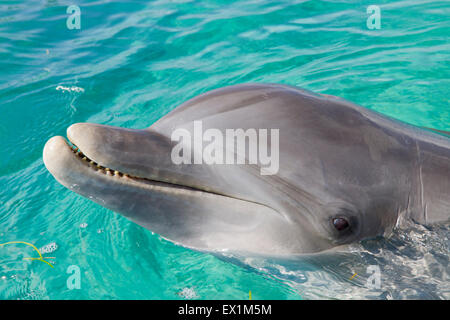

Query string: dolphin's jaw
[44,135,237,197]
[43,135,153,189]
[43,135,285,214]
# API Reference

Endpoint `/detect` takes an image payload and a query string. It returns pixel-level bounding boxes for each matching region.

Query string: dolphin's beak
[65,123,177,182]
[43,135,79,184]
[43,133,152,196]
[43,122,225,201]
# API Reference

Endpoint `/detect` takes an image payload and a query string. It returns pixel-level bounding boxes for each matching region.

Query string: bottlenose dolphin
[43,84,450,256]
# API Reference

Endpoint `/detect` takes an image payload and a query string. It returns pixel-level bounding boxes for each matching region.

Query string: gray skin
[43,83,450,256]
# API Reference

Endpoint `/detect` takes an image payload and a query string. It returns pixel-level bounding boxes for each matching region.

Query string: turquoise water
[0,0,449,299]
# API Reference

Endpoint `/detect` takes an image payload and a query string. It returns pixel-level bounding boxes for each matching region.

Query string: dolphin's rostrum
[43,84,450,256]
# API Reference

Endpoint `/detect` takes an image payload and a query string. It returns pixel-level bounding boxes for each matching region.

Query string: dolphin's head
[44,84,427,256]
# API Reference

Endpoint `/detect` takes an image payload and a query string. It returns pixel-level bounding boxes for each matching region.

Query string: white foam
[39,242,58,254]
[177,287,198,299]
[56,85,84,93]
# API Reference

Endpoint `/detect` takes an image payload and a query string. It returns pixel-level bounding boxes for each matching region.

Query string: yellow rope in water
[0,241,54,268]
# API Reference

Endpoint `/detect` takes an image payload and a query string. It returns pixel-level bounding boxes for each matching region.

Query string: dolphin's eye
[332,217,349,231]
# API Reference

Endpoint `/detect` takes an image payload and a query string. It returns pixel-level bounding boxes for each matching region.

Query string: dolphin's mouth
[46,135,270,203]
[43,124,285,228]
[68,141,128,178]
[63,138,225,195]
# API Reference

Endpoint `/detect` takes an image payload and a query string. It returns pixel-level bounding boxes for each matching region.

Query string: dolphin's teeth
[71,146,128,177]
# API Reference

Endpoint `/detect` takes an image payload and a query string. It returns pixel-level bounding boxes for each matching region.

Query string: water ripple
[0,0,449,299]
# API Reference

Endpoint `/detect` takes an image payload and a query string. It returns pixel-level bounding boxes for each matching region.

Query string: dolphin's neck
[366,106,450,225]
[409,133,450,225]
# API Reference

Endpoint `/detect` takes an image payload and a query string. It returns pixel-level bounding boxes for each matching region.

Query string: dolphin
[43,83,450,256]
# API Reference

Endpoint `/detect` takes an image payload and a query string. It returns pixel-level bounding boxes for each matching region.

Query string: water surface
[0,0,449,299]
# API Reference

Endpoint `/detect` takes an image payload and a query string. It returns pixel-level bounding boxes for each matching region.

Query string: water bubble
[56,85,84,93]
[177,287,198,299]
[39,242,58,254]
